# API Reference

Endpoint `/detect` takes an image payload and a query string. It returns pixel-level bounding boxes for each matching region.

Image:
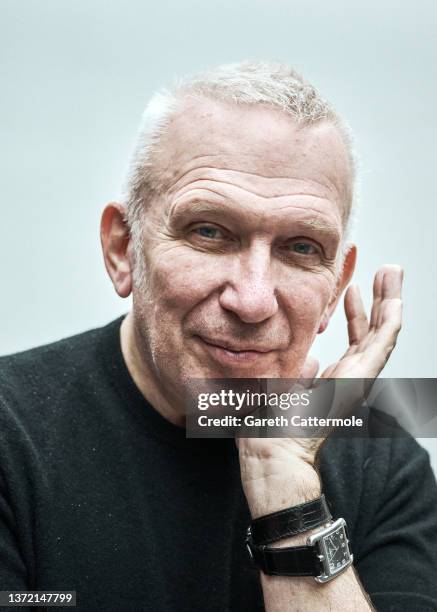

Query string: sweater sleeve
[0,469,29,590]
[0,389,33,606]
[355,436,437,611]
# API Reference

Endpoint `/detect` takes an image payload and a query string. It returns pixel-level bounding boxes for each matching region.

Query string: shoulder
[0,324,99,394]
[0,317,123,429]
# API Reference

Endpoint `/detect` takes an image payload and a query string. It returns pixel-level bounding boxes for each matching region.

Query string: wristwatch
[246,518,353,583]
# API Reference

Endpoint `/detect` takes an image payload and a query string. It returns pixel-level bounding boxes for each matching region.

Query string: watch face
[322,525,350,574]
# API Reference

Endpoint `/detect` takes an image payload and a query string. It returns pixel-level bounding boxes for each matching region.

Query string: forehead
[154,97,352,223]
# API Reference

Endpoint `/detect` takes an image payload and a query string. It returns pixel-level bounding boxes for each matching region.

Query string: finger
[376,296,403,338]
[344,285,369,346]
[300,355,319,383]
[369,269,384,329]
[381,264,404,296]
[370,265,403,329]
[376,265,404,328]
[360,298,402,374]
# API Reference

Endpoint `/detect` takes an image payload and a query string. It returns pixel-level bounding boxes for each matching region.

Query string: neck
[120,311,186,428]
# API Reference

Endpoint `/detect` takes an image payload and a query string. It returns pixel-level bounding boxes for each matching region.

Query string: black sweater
[0,317,436,611]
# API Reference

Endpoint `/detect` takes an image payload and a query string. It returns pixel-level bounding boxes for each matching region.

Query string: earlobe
[317,316,329,334]
[100,202,133,298]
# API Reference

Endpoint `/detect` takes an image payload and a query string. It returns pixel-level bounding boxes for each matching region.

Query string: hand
[293,264,404,455]
[237,265,404,517]
[318,264,403,379]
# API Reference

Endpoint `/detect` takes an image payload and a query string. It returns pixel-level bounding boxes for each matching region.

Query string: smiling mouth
[196,335,274,365]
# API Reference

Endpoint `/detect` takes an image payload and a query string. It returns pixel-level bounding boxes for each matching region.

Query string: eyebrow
[169,197,341,241]
[293,218,341,240]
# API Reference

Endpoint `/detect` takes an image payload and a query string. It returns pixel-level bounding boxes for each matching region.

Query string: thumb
[300,355,319,382]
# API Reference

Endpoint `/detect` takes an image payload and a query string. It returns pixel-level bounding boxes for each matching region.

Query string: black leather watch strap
[250,495,331,545]
[248,541,323,577]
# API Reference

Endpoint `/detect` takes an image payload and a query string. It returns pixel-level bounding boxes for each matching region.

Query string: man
[0,62,436,611]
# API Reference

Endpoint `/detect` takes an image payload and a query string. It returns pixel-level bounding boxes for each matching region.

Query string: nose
[218,243,278,324]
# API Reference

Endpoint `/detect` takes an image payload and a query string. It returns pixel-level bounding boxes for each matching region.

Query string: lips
[197,335,273,354]
[195,334,276,366]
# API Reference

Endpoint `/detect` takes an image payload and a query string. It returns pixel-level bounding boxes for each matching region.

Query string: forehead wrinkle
[166,159,327,193]
[169,177,341,217]
[168,164,339,201]
[169,176,342,221]
[168,189,342,241]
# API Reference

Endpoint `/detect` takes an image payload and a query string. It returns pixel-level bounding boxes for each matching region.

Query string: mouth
[195,335,275,366]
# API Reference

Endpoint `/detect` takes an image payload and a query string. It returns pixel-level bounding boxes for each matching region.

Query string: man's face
[130,99,352,400]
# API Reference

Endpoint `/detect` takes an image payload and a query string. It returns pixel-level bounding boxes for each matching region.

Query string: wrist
[241,457,321,519]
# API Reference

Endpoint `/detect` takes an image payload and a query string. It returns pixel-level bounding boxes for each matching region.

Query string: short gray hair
[121,61,357,279]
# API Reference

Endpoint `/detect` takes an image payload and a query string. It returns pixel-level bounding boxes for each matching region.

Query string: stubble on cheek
[275,276,334,375]
[131,245,209,378]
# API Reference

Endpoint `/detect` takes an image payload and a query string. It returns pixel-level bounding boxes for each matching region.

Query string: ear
[100,202,133,298]
[317,245,357,334]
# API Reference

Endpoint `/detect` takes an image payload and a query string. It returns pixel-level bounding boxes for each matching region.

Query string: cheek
[280,272,334,329]
[276,275,334,374]
[147,249,225,312]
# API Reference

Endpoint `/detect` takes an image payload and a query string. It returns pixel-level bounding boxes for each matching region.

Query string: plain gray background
[1,0,436,467]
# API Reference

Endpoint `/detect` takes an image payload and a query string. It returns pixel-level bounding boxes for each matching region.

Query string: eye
[277,238,323,265]
[292,242,318,255]
[195,226,223,239]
